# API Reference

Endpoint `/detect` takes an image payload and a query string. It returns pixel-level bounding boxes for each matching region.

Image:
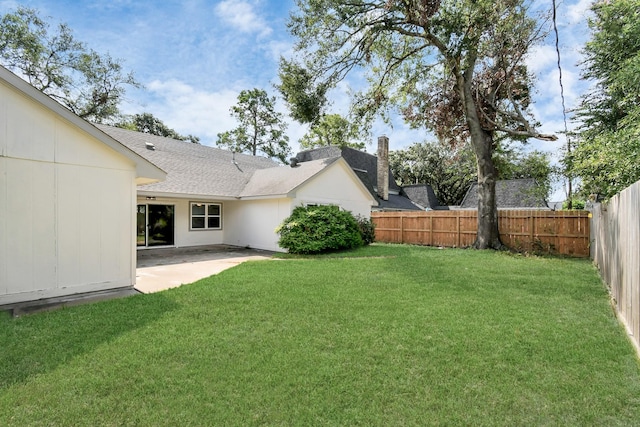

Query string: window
[190,202,221,230]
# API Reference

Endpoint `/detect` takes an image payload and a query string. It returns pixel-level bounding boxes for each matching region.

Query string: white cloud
[214,0,272,37]
[132,79,309,156]
[135,79,241,146]
[565,0,593,25]
[527,45,558,75]
[266,40,294,62]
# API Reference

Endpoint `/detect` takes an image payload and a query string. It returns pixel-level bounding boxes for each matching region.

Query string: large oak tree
[282,0,556,248]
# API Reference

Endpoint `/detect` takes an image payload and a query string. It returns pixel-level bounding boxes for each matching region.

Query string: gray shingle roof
[295,146,403,193]
[402,185,448,210]
[97,125,279,198]
[459,178,549,209]
[240,157,341,197]
[294,146,419,210]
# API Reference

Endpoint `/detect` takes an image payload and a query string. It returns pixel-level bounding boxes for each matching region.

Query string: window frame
[190,202,222,231]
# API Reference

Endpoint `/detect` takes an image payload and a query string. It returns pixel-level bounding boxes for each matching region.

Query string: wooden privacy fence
[371,210,590,257]
[590,180,640,352]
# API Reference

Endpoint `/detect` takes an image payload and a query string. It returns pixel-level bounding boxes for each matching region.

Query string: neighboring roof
[459,178,550,209]
[402,184,448,210]
[295,146,403,194]
[294,146,420,211]
[0,66,165,184]
[376,194,424,211]
[97,125,279,199]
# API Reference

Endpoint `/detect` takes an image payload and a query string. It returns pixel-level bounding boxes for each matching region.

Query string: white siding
[3,158,57,295]
[294,160,374,218]
[0,79,138,305]
[225,198,293,252]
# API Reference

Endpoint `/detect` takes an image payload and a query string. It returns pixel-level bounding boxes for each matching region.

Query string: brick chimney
[377,135,389,201]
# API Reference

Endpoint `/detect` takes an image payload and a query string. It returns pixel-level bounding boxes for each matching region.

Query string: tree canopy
[116,113,200,143]
[283,0,556,249]
[299,114,365,150]
[0,7,138,123]
[390,141,476,206]
[216,89,291,164]
[568,0,640,199]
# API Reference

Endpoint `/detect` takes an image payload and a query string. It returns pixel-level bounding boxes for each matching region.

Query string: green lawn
[1,244,639,426]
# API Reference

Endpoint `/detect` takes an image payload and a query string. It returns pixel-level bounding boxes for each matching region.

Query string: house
[98,125,377,253]
[1,65,377,307]
[293,136,445,211]
[0,66,165,306]
[459,178,550,209]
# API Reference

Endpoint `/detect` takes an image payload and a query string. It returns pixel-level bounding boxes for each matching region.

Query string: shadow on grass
[0,292,178,389]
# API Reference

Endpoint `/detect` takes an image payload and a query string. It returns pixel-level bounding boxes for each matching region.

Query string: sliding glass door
[137,204,175,247]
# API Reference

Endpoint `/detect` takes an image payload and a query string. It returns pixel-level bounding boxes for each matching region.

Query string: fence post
[529,213,535,251]
[430,215,433,246]
[400,214,404,244]
[456,211,461,248]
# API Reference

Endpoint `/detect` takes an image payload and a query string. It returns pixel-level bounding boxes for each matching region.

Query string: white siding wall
[224,198,293,252]
[294,161,374,218]
[0,80,137,305]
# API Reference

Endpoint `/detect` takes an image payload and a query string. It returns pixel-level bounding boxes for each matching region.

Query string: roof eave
[137,190,238,201]
[0,66,166,183]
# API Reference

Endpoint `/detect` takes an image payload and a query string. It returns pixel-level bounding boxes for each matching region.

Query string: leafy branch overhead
[0,6,138,123]
[568,0,640,199]
[283,0,557,249]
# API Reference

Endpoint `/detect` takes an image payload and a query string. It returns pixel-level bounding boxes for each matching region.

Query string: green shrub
[276,205,364,254]
[562,199,586,210]
[355,214,376,245]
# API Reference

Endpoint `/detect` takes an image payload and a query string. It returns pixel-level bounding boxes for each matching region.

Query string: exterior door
[137,204,175,247]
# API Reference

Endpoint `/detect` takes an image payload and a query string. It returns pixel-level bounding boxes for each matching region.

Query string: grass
[1,244,639,426]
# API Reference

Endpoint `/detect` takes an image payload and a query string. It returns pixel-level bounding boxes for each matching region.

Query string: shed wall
[0,79,137,305]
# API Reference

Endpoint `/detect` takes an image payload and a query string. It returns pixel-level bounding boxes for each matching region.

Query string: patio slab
[135,245,274,293]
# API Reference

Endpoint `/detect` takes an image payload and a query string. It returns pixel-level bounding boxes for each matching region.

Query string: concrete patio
[135,245,274,293]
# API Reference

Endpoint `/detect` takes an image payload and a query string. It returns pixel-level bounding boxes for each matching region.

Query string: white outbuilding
[0,66,165,307]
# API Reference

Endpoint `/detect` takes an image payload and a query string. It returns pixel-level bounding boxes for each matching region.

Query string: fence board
[372,209,590,257]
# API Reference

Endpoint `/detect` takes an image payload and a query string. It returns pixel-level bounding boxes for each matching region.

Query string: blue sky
[1,0,594,200]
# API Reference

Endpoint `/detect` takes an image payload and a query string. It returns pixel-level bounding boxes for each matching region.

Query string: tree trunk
[457,61,504,250]
[472,132,503,249]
